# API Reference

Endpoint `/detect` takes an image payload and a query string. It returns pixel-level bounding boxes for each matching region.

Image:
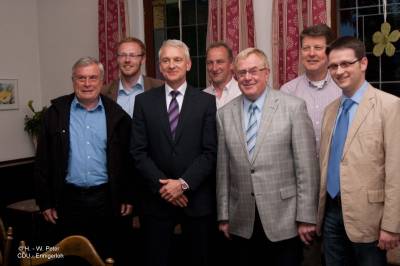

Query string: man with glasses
[131,39,217,266]
[317,36,400,266]
[280,24,341,154]
[204,41,241,109]
[216,48,319,266]
[35,57,133,261]
[102,37,164,117]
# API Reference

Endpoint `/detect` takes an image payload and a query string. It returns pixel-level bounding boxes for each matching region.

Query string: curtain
[207,0,255,57]
[98,0,127,85]
[272,0,327,89]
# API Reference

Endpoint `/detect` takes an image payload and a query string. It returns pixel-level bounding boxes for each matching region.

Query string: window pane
[198,24,207,56]
[198,56,207,89]
[197,0,208,24]
[182,25,198,56]
[381,52,400,81]
[182,0,196,25]
[338,9,357,36]
[166,3,179,27]
[188,57,199,88]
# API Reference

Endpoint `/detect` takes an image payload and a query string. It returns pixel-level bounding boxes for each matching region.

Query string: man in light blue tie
[216,47,319,266]
[316,36,400,266]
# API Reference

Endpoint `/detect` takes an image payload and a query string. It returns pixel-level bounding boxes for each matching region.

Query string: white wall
[0,0,98,162]
[0,0,42,161]
[37,0,98,105]
[253,0,273,87]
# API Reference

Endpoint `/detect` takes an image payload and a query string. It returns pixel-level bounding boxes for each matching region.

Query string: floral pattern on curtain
[207,0,255,57]
[272,0,327,89]
[98,0,126,85]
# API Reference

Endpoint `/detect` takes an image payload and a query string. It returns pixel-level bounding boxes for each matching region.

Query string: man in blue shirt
[34,56,133,261]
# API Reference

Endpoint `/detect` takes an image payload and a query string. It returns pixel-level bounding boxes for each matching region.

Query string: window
[145,0,208,89]
[336,0,400,96]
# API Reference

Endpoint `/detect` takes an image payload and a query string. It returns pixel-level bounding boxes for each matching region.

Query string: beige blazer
[216,88,319,241]
[316,85,400,243]
[101,76,164,101]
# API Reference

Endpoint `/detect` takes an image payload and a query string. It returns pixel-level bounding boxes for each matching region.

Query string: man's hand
[171,194,189,208]
[159,179,183,202]
[120,203,133,216]
[42,208,58,224]
[378,230,400,250]
[219,221,231,239]
[298,222,316,245]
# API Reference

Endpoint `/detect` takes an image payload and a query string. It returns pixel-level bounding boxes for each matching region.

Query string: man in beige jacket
[317,36,400,266]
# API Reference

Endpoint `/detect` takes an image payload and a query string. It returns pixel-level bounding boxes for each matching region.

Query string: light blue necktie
[246,103,258,158]
[327,99,355,198]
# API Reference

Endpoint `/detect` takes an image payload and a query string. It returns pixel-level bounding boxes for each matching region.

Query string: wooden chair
[19,235,114,266]
[0,217,13,266]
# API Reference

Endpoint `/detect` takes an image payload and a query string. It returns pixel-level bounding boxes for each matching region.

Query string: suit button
[251,192,254,196]
[251,169,255,174]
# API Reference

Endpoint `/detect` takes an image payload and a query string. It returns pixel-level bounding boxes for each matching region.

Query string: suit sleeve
[130,96,166,195]
[291,101,320,224]
[216,110,230,221]
[180,96,217,191]
[34,108,54,211]
[381,98,400,233]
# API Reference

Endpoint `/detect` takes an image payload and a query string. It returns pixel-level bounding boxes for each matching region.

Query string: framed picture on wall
[0,79,18,110]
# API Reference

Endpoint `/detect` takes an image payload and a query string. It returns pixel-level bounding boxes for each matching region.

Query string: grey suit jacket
[216,88,319,241]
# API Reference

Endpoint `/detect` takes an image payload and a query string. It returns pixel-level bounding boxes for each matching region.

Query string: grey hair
[158,39,190,60]
[72,56,104,80]
[234,48,270,70]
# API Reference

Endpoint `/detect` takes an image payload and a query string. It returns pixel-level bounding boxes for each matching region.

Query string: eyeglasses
[73,75,100,83]
[117,53,144,59]
[236,66,267,78]
[327,58,361,71]
[301,45,326,52]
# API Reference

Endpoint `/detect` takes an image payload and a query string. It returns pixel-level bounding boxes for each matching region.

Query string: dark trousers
[57,183,114,260]
[232,209,302,266]
[141,213,214,266]
[323,196,387,266]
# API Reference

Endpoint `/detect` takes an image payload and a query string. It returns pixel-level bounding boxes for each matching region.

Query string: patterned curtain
[98,0,127,84]
[272,0,327,89]
[207,0,255,57]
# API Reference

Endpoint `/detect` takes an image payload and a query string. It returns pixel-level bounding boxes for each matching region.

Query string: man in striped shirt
[280,24,341,153]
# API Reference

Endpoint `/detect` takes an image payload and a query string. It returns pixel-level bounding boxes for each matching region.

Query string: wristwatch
[179,178,189,192]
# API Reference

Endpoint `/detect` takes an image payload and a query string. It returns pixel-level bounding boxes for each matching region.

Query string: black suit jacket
[130,85,217,217]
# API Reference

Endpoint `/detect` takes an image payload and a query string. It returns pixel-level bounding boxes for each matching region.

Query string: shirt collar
[243,87,268,113]
[165,81,187,97]
[305,72,330,90]
[72,96,103,111]
[341,81,369,105]
[118,75,144,92]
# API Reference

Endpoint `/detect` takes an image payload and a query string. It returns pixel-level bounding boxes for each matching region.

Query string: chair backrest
[0,217,13,266]
[19,235,114,266]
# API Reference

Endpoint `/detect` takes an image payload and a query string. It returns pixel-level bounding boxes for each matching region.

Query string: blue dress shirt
[66,97,108,187]
[117,75,144,117]
[243,88,268,133]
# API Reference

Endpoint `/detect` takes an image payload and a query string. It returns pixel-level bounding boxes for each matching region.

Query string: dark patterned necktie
[168,90,180,138]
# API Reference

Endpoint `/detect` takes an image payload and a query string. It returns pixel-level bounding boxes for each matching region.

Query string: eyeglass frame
[117,53,144,59]
[72,75,101,83]
[236,65,268,79]
[327,58,362,71]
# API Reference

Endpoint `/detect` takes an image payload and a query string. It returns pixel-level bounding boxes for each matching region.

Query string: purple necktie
[168,91,180,138]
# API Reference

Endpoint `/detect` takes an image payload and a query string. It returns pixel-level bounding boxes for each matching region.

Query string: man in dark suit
[130,39,217,266]
[102,37,164,118]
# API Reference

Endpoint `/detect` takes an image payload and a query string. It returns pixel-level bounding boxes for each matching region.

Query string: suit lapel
[251,88,279,163]
[342,86,375,157]
[322,100,341,162]
[174,85,197,143]
[231,96,248,160]
[155,86,174,143]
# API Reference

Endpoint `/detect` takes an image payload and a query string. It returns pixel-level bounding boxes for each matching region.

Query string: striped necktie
[246,103,258,158]
[168,91,180,139]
